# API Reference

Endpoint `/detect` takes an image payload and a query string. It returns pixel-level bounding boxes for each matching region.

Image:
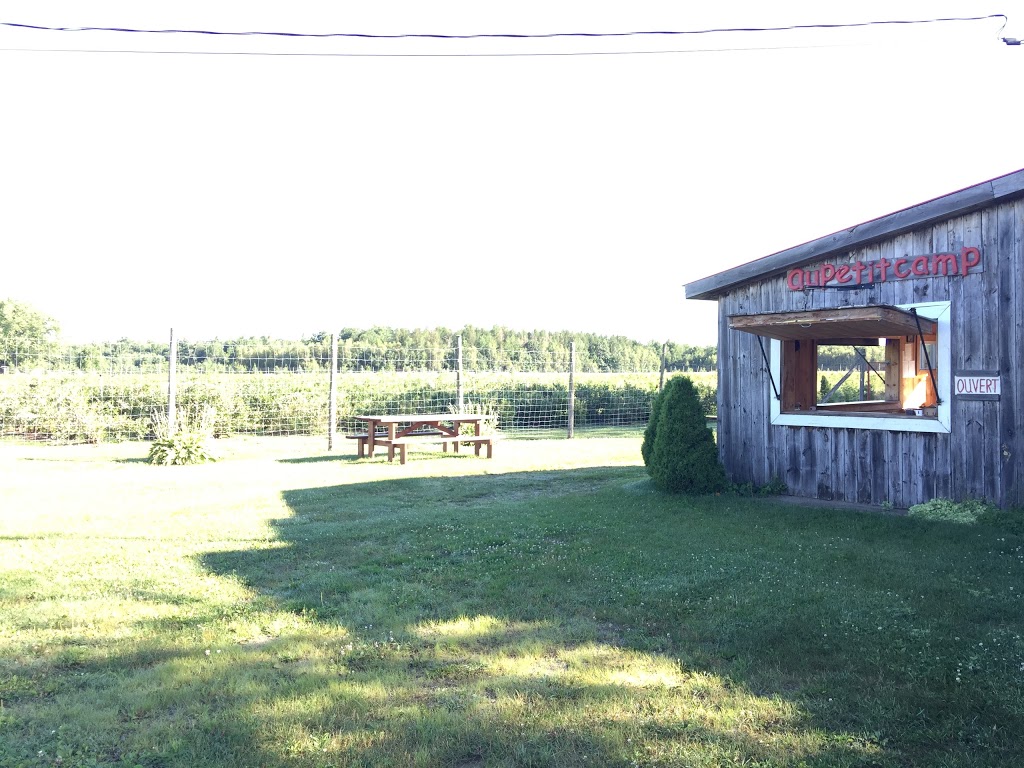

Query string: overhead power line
[0,44,874,59]
[0,15,1010,40]
[0,15,1015,57]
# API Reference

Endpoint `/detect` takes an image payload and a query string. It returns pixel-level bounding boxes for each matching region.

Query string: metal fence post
[568,341,576,439]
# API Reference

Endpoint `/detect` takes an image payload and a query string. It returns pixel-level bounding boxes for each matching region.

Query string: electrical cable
[0,42,873,59]
[0,15,1008,40]
[0,15,1012,58]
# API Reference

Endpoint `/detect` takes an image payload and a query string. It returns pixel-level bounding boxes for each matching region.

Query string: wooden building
[684,169,1023,509]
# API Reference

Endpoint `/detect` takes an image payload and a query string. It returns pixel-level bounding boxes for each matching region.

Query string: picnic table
[350,413,496,464]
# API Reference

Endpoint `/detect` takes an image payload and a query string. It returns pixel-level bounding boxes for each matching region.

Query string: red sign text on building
[954,375,1001,398]
[787,247,981,291]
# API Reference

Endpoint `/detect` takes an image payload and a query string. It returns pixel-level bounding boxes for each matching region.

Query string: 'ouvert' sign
[954,371,1001,401]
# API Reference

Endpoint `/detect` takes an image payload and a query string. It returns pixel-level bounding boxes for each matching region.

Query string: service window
[815,340,899,410]
[780,336,937,416]
[729,302,950,434]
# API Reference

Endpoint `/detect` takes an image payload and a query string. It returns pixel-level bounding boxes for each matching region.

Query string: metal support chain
[910,308,941,404]
[756,334,780,401]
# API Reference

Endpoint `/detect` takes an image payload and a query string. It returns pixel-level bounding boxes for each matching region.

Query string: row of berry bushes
[0,371,717,443]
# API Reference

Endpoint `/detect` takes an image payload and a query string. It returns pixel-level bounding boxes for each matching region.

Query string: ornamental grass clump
[448,399,500,435]
[148,405,218,465]
[643,376,727,494]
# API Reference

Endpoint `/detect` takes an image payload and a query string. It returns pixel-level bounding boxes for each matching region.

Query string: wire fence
[0,334,717,445]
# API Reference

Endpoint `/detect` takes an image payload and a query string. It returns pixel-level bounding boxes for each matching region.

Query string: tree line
[1,297,886,375]
[1,299,717,374]
[2,296,888,376]
[55,328,718,374]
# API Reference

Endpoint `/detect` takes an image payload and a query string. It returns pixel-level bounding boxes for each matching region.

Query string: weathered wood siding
[717,198,1023,508]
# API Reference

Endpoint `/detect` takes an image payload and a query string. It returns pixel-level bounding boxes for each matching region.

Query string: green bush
[692,380,717,418]
[909,497,1024,535]
[908,498,996,525]
[643,376,728,494]
[1,371,719,443]
[731,475,788,497]
[640,383,667,467]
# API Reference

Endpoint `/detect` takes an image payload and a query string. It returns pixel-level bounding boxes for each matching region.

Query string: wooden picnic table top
[355,413,488,424]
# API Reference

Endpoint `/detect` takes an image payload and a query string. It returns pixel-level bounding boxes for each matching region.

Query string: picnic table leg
[377,422,397,460]
[366,420,377,458]
[386,443,407,464]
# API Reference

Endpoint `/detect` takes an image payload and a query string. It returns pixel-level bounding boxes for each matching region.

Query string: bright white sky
[2,2,1022,345]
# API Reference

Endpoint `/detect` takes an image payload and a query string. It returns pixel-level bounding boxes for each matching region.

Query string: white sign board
[954,373,1000,400]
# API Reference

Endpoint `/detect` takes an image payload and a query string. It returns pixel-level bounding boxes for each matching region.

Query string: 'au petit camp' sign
[787,247,982,291]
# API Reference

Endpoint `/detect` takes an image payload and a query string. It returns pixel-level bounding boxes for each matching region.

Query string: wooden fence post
[659,341,667,391]
[328,332,338,450]
[568,341,576,439]
[456,335,464,412]
[167,328,177,435]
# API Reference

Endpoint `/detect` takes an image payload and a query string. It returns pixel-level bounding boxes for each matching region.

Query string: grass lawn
[1,437,1022,767]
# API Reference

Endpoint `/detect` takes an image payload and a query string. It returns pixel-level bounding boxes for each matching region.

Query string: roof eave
[684,168,1024,301]
[727,305,936,341]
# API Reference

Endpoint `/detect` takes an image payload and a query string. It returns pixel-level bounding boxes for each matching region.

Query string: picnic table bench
[383,433,497,464]
[346,429,442,458]
[350,413,497,464]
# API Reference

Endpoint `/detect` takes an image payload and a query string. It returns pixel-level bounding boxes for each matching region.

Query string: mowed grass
[1,438,1022,768]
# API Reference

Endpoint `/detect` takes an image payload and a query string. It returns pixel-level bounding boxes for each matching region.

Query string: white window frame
[769,301,951,434]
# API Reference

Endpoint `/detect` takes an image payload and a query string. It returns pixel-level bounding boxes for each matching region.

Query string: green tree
[0,298,60,367]
[644,376,728,494]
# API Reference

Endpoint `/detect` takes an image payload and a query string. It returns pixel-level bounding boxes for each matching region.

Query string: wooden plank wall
[716,199,1023,508]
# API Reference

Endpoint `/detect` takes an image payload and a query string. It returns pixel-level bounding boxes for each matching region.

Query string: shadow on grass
[8,620,846,768]
[195,469,1024,766]
[278,449,495,465]
[277,453,363,465]
[8,466,1023,767]
[0,607,877,768]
